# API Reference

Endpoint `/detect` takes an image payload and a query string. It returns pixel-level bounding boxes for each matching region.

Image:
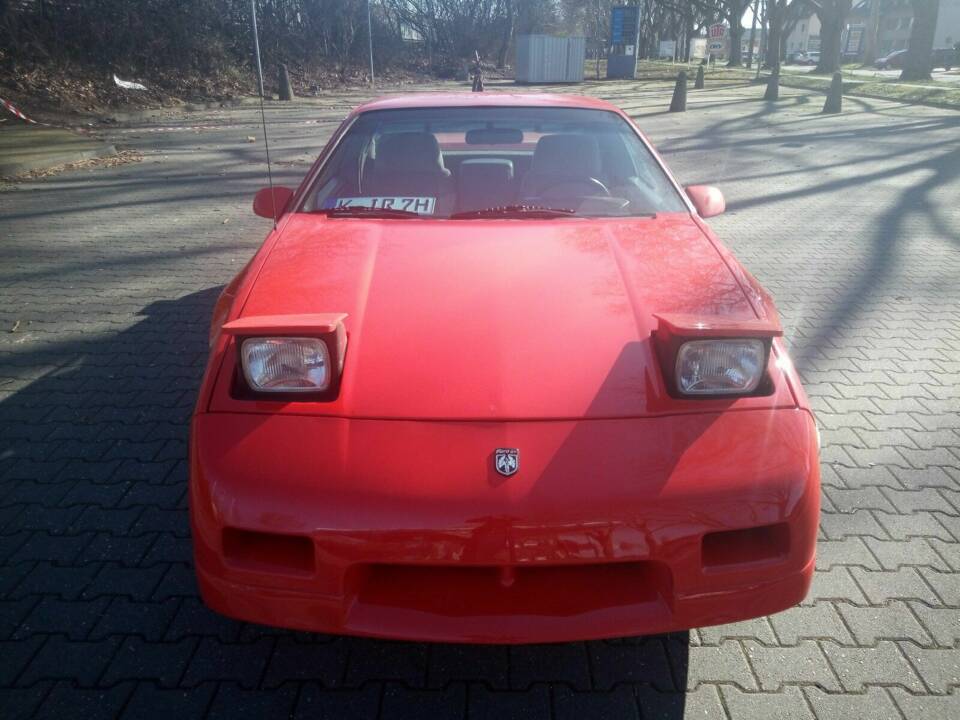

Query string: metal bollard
[695,65,705,89]
[278,64,294,101]
[763,67,780,101]
[669,71,688,112]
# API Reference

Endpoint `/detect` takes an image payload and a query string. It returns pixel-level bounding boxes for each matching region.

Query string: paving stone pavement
[1,78,959,719]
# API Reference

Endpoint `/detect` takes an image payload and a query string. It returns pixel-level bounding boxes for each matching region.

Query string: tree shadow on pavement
[789,144,960,369]
[0,286,691,718]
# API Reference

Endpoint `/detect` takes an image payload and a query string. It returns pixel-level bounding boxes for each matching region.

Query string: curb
[0,141,117,177]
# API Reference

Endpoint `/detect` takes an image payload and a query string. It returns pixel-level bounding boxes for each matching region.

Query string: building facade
[786,14,822,53]
[850,0,960,57]
[936,0,960,48]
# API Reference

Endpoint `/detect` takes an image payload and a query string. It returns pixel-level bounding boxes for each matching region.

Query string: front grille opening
[222,527,315,575]
[351,561,671,618]
[701,522,790,570]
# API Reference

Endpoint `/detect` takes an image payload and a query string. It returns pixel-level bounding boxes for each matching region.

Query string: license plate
[334,196,436,215]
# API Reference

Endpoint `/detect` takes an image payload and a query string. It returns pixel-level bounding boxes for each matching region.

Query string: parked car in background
[877,47,955,71]
[875,49,908,69]
[786,51,813,65]
[805,51,820,65]
[931,47,955,70]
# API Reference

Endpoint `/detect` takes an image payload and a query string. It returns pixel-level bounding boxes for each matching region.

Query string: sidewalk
[0,122,115,176]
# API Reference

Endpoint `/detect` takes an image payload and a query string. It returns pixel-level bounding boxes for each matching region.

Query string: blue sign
[610,6,639,45]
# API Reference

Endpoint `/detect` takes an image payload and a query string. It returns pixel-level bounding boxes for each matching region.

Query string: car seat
[363,132,455,213]
[456,158,515,212]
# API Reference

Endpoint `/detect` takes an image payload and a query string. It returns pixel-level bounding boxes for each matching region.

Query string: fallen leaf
[222,218,230,224]
[246,135,256,143]
[2,150,144,182]
[10,320,20,333]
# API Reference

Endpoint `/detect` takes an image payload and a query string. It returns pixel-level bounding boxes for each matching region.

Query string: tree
[808,0,853,74]
[765,0,786,70]
[679,0,752,66]
[900,0,939,80]
[861,0,882,64]
[723,0,752,65]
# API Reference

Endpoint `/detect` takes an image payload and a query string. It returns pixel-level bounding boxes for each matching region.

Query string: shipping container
[515,35,586,83]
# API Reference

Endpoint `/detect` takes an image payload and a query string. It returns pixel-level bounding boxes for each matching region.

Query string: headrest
[531,134,601,176]
[374,132,448,174]
[459,158,514,183]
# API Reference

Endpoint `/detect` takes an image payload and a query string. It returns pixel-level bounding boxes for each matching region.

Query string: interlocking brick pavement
[1,78,959,718]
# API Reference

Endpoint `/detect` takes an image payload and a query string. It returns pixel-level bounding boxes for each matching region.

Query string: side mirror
[685,185,725,218]
[253,186,295,219]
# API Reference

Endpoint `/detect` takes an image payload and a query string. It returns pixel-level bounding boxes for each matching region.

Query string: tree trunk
[728,19,744,65]
[814,10,842,73]
[746,0,760,67]
[757,0,768,73]
[900,0,939,80]
[861,0,882,64]
[766,0,782,72]
[517,0,536,34]
[497,0,514,68]
[814,0,851,74]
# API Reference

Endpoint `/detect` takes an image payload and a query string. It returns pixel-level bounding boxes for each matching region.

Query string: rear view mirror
[253,186,295,219]
[685,185,725,218]
[465,128,524,145]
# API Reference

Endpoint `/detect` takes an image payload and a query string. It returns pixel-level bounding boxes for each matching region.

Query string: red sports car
[190,93,820,643]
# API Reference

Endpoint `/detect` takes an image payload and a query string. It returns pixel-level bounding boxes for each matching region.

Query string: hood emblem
[494,448,519,477]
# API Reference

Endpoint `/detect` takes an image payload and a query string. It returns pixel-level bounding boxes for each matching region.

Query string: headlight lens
[241,337,330,392]
[675,339,765,395]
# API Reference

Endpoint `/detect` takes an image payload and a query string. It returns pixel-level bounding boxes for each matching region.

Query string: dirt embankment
[1,50,511,127]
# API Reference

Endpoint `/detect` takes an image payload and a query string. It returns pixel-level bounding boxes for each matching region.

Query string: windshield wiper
[450,205,576,220]
[319,205,422,219]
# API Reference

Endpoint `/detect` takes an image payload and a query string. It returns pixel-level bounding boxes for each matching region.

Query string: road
[1,79,959,719]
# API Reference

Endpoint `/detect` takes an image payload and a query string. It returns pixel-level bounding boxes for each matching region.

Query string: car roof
[353,92,624,115]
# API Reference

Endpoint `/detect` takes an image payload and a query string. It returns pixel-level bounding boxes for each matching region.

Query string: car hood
[239,213,759,419]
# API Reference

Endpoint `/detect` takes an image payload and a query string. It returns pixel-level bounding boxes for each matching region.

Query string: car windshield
[300,106,688,219]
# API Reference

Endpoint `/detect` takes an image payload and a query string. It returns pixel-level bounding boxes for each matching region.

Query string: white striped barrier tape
[1,97,46,125]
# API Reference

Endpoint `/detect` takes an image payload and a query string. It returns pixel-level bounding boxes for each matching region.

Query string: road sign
[709,23,726,39]
[659,40,676,59]
[610,5,640,45]
[844,24,865,55]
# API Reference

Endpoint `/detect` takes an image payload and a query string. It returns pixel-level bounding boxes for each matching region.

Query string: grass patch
[773,72,960,108]
[633,60,753,82]
[595,59,960,109]
[850,81,960,107]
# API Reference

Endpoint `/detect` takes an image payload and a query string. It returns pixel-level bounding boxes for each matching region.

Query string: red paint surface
[190,93,820,643]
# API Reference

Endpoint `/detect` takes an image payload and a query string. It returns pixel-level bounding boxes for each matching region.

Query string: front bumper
[190,409,819,644]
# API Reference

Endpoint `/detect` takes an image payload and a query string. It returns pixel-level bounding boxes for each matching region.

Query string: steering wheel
[538,177,610,200]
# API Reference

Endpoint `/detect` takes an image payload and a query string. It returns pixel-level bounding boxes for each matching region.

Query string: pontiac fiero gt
[190,93,820,643]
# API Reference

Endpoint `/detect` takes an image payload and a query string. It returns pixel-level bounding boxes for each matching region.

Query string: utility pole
[367,0,375,86]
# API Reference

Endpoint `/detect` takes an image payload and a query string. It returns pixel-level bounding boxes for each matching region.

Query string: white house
[935,0,960,47]
[786,14,822,53]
